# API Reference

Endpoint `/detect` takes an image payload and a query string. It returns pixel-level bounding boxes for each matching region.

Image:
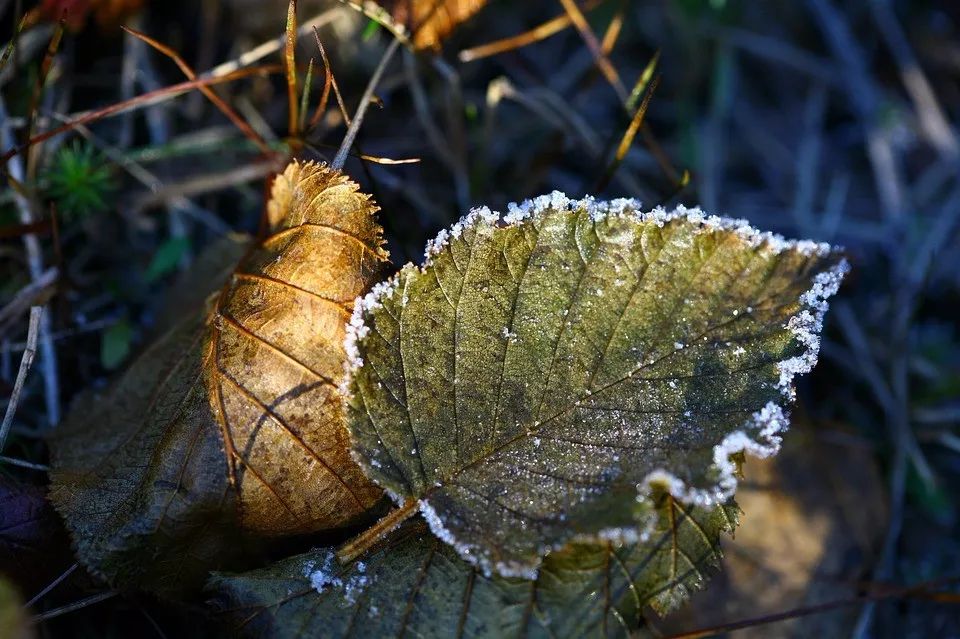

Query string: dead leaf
[657,419,887,638]
[0,477,72,595]
[375,0,488,49]
[50,161,388,595]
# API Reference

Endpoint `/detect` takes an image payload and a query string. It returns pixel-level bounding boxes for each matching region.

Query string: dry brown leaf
[376,0,488,49]
[657,420,887,638]
[50,161,388,595]
[212,161,387,534]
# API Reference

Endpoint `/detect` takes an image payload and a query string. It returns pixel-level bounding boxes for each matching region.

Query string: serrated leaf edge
[341,192,848,578]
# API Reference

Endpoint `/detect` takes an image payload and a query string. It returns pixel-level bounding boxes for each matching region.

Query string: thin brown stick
[308,38,334,131]
[31,591,117,623]
[459,0,604,63]
[25,563,78,608]
[0,14,27,76]
[0,267,57,333]
[313,28,352,129]
[1,65,281,165]
[332,36,401,170]
[556,0,627,102]
[663,575,960,639]
[122,27,271,154]
[0,306,42,453]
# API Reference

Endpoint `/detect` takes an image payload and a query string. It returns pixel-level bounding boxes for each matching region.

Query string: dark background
[1,0,958,636]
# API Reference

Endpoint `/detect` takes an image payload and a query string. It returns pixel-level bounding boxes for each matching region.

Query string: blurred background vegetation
[1,0,958,636]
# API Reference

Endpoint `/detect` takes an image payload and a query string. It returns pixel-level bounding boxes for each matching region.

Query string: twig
[1,65,281,165]
[332,36,401,170]
[122,26,271,154]
[0,306,42,453]
[31,591,117,623]
[0,94,59,427]
[0,266,57,333]
[25,563,78,608]
[130,159,284,216]
[556,0,627,102]
[664,575,960,639]
[204,8,342,79]
[0,455,48,471]
[458,0,604,63]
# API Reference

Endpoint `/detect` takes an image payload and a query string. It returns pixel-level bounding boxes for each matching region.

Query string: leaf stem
[337,499,418,563]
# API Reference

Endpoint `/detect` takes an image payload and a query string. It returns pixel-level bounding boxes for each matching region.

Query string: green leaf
[145,236,191,284]
[210,497,737,638]
[100,317,133,370]
[344,194,847,578]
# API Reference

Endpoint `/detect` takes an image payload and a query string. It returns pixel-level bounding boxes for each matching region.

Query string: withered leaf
[50,161,388,596]
[0,477,72,594]
[344,193,847,579]
[374,0,488,49]
[210,497,737,638]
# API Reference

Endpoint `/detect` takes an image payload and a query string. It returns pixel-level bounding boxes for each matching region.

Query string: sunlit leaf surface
[344,193,847,578]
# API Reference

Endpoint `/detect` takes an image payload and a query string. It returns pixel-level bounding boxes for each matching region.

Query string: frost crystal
[300,551,372,604]
[775,261,850,398]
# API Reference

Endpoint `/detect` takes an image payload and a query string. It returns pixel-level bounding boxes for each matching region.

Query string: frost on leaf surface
[210,498,737,638]
[343,193,847,579]
[48,162,387,596]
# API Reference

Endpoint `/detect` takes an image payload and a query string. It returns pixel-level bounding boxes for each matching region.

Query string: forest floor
[1,1,959,637]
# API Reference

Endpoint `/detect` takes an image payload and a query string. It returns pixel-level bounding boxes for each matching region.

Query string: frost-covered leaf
[344,193,847,578]
[210,497,737,638]
[49,161,388,596]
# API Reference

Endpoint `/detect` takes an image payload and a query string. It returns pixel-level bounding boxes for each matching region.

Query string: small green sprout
[43,141,117,220]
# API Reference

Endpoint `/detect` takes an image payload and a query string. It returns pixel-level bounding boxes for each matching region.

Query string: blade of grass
[285,0,300,141]
[298,58,315,134]
[600,0,626,55]
[26,13,65,174]
[595,74,660,191]
[0,14,28,76]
